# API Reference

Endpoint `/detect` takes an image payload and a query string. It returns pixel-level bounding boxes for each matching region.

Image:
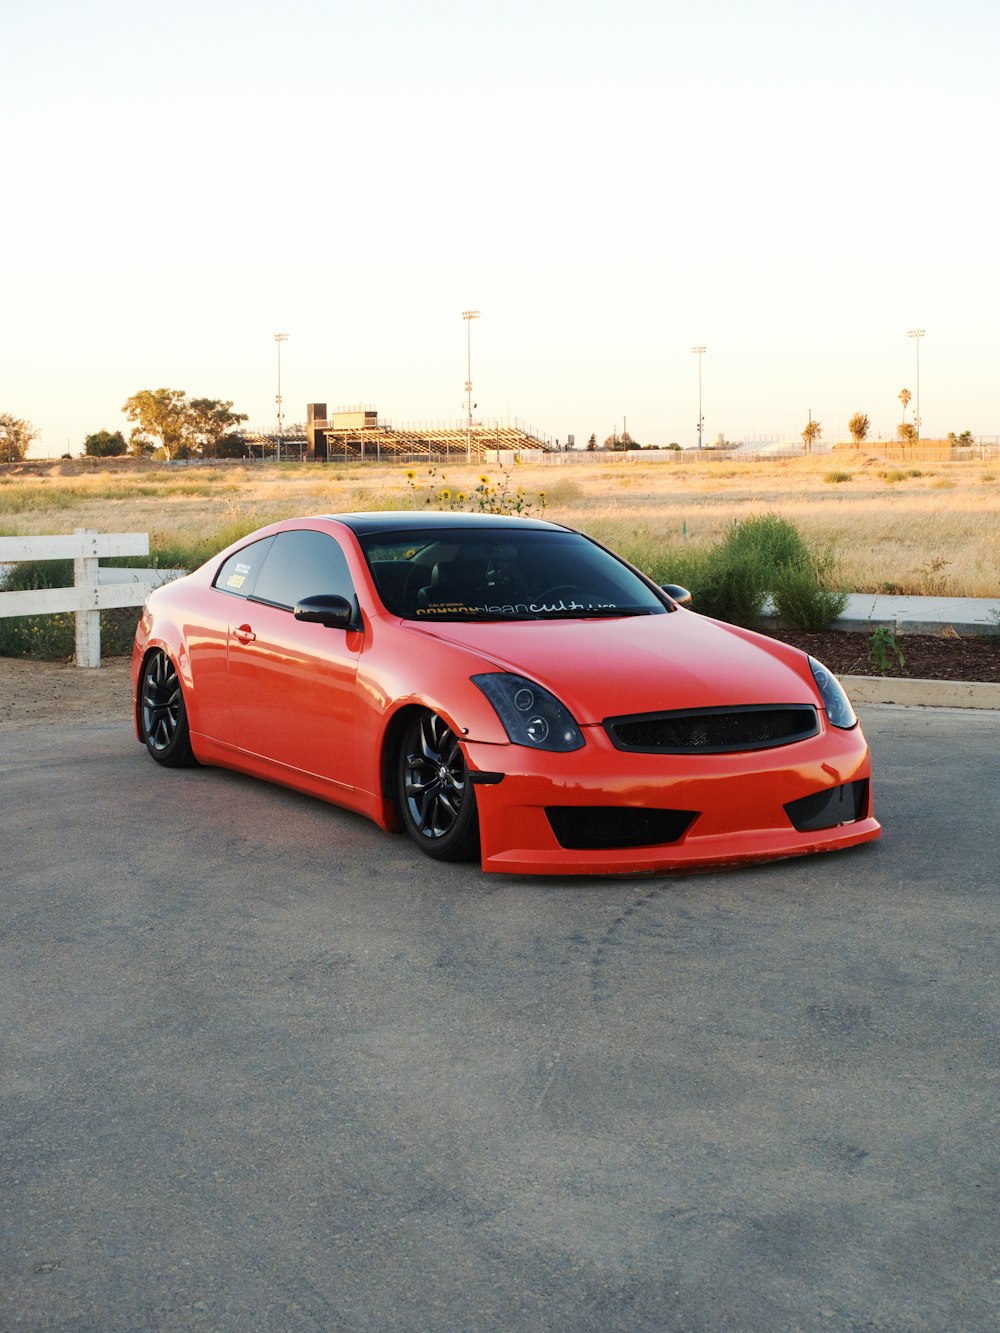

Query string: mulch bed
[764,630,1000,684]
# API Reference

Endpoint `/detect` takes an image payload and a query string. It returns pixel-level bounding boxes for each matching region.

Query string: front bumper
[464,721,880,875]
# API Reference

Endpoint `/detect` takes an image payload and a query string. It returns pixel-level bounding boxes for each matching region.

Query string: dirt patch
[0,656,133,730]
[767,630,1000,684]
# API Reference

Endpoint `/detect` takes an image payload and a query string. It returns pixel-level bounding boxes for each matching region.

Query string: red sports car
[131,512,880,875]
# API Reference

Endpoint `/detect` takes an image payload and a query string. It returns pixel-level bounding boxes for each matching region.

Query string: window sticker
[415,597,619,618]
[226,573,247,590]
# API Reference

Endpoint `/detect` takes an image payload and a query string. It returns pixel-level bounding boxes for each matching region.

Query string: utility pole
[463,311,480,462]
[274,333,288,462]
[908,329,925,440]
[691,346,706,449]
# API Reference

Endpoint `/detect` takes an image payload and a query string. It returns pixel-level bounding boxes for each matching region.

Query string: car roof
[327,511,569,536]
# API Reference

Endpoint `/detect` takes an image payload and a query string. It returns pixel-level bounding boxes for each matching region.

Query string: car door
[192,535,276,744]
[226,529,363,792]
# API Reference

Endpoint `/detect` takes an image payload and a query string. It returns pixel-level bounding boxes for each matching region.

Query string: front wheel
[397,711,480,862]
[139,650,196,767]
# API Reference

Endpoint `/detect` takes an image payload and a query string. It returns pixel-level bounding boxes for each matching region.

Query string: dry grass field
[2,453,998,597]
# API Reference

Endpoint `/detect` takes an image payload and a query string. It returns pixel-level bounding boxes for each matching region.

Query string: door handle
[233,624,256,644]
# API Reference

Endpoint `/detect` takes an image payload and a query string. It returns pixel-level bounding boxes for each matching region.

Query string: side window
[213,537,274,599]
[250,530,356,610]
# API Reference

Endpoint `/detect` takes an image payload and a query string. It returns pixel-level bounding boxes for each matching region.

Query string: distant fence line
[6,436,1000,471]
[478,443,1000,466]
[45,442,994,467]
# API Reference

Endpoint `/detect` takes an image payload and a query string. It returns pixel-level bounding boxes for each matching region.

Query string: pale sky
[3,0,998,455]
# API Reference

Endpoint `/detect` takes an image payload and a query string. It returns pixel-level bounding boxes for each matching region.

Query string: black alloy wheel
[140,650,196,767]
[397,711,480,861]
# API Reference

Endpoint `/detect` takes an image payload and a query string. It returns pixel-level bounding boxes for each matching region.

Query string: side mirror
[661,584,693,608]
[294,594,355,628]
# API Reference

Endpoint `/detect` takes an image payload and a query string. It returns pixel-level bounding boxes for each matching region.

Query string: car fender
[131,586,206,747]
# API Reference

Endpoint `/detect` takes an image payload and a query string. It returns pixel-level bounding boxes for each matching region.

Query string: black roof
[329,511,568,536]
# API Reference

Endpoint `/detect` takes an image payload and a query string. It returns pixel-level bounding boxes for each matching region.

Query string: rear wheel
[397,711,480,861]
[139,650,196,767]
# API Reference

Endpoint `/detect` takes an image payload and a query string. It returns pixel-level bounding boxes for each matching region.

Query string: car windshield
[360,528,667,621]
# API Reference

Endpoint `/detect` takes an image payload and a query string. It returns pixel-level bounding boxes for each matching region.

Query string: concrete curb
[844,675,1000,711]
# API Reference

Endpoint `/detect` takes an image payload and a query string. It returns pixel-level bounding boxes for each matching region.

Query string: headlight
[472,673,585,752]
[808,657,858,730]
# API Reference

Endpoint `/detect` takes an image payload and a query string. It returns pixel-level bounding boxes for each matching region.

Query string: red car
[131,512,880,875]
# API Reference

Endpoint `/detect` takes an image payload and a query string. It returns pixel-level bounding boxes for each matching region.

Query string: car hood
[406,612,817,723]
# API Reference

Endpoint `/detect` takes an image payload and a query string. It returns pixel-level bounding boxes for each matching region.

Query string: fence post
[73,527,101,668]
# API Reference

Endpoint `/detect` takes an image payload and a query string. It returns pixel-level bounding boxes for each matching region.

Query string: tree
[848,412,870,448]
[0,413,39,463]
[122,388,189,459]
[212,434,253,459]
[122,388,248,459]
[801,419,822,452]
[188,399,248,457]
[898,388,912,421]
[948,430,974,448]
[83,429,127,457]
[586,433,597,451]
[897,422,918,446]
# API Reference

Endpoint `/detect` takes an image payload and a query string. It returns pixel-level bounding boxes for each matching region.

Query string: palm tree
[848,412,870,448]
[898,388,912,422]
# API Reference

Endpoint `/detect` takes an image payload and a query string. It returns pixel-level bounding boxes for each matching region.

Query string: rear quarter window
[213,537,275,599]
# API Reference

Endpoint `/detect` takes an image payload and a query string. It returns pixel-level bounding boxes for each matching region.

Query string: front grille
[785,780,868,832]
[546,806,697,851]
[605,704,819,754]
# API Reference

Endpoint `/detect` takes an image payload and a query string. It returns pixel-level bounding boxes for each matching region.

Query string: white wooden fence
[0,529,183,668]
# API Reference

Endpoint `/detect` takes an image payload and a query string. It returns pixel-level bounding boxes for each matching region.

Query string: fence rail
[0,529,182,668]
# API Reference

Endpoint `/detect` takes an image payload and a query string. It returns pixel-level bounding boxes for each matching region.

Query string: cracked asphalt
[2,706,999,1331]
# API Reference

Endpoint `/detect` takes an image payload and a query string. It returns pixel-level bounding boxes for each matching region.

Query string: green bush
[771,562,849,631]
[682,514,847,631]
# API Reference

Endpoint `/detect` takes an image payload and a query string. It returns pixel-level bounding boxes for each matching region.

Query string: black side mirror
[294,594,355,629]
[661,584,693,608]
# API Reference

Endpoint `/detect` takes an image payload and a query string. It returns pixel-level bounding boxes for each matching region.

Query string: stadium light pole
[691,346,706,449]
[463,310,480,462]
[908,329,924,440]
[274,333,288,462]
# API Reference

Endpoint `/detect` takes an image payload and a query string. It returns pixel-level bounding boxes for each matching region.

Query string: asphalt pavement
[2,706,999,1332]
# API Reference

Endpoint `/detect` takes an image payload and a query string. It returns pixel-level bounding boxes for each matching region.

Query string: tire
[139,649,196,768]
[397,711,480,862]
